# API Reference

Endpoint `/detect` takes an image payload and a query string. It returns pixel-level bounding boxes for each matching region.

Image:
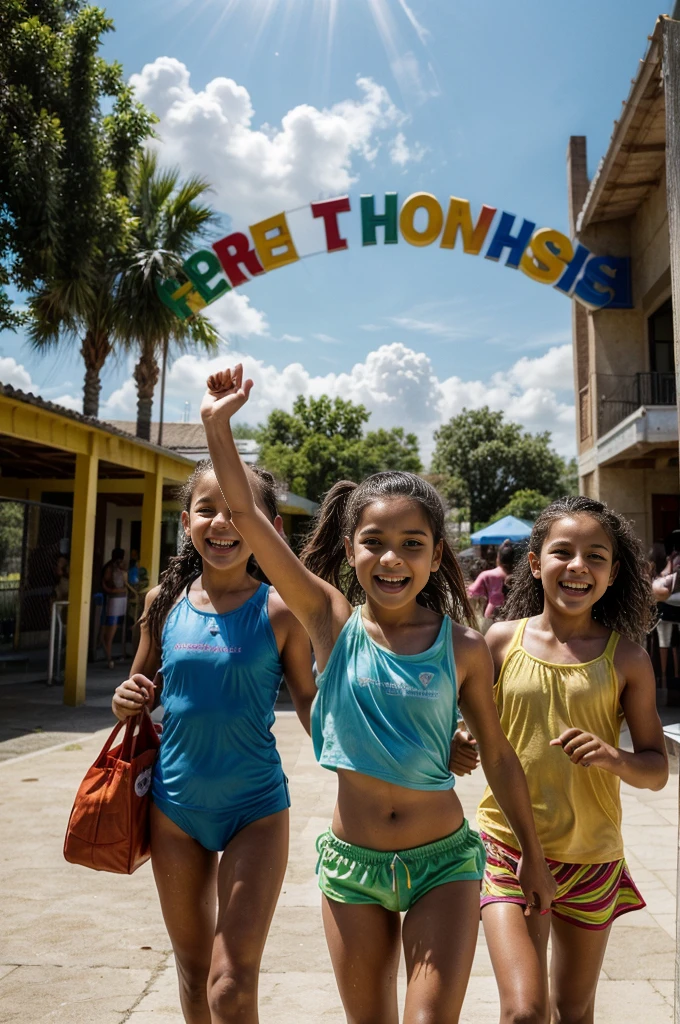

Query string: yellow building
[0,385,195,705]
[568,16,680,545]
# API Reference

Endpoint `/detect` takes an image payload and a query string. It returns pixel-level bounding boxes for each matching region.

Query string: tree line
[248,397,577,532]
[1,0,219,439]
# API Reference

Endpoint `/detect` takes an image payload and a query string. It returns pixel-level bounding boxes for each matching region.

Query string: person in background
[101,547,128,668]
[467,539,515,634]
[650,542,680,689]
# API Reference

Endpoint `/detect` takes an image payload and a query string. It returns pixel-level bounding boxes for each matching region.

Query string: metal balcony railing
[598,371,676,437]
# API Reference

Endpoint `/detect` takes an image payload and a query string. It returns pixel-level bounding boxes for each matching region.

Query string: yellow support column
[140,464,164,588]
[64,438,99,706]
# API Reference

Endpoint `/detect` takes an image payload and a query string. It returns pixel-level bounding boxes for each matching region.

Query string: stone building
[568,16,680,546]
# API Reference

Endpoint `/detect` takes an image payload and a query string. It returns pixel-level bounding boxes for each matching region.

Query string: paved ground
[0,690,678,1024]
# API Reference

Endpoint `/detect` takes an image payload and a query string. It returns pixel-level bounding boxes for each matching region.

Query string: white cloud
[389,315,469,340]
[389,130,426,166]
[130,341,576,460]
[313,332,340,345]
[206,290,269,340]
[0,356,33,391]
[130,61,425,226]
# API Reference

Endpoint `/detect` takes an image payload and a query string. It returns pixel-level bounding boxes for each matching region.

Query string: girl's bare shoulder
[612,633,651,674]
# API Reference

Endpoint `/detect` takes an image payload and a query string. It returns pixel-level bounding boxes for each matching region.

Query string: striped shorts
[480,832,645,930]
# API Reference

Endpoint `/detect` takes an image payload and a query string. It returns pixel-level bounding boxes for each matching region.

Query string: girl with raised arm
[201,365,555,1024]
[111,460,317,1024]
[471,497,668,1024]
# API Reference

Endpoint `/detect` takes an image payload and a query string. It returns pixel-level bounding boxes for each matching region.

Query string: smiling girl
[474,496,668,1024]
[200,365,555,1024]
[111,460,317,1024]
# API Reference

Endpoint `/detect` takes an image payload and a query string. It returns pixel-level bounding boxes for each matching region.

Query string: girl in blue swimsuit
[112,460,316,1024]
[201,365,555,1024]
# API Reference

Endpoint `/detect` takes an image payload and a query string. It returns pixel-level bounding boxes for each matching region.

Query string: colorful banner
[157,192,632,319]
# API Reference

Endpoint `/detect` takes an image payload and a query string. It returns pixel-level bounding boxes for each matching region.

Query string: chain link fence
[0,498,72,651]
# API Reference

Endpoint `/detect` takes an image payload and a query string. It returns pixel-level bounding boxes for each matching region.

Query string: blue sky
[0,0,665,457]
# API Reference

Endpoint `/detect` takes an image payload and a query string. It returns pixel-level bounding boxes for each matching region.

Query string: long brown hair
[145,459,278,647]
[300,472,474,624]
[502,495,656,643]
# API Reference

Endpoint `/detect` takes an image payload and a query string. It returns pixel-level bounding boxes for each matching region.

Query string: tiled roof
[0,384,190,460]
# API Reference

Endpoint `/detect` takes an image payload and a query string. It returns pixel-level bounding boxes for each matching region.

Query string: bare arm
[276,600,317,736]
[552,639,668,792]
[456,626,556,912]
[111,587,162,721]
[200,366,350,657]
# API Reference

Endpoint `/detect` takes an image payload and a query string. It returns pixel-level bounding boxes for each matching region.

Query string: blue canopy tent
[470,515,533,546]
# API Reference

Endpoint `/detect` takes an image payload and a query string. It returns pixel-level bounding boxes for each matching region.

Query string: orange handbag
[64,709,160,873]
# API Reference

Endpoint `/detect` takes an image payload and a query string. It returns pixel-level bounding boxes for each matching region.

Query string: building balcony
[578,372,678,472]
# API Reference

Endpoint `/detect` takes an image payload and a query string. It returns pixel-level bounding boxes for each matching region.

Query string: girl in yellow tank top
[460,496,668,1024]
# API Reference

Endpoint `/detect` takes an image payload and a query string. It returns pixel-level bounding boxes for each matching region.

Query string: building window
[649,298,674,374]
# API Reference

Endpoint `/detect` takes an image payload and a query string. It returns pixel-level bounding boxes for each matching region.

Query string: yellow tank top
[477,618,624,863]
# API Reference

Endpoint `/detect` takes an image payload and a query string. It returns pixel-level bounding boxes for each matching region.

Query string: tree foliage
[116,151,219,439]
[431,407,564,527]
[257,395,422,501]
[484,488,552,525]
[1,1,155,414]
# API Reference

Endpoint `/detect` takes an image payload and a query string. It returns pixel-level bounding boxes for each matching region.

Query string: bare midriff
[332,769,465,851]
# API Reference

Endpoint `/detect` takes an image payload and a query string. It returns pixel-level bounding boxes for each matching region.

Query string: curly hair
[299,472,474,625]
[502,495,657,644]
[145,459,278,647]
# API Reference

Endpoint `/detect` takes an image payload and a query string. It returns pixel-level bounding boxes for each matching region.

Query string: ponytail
[300,480,357,592]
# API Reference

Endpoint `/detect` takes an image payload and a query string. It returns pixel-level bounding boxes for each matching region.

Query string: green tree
[485,488,551,525]
[257,395,421,500]
[5,2,156,415]
[116,151,219,440]
[556,457,579,497]
[431,407,563,527]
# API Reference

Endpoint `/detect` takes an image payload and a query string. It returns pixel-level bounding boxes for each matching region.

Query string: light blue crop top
[311,606,457,791]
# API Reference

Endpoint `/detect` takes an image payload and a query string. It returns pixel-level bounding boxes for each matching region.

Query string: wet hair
[300,473,474,624]
[145,459,278,646]
[502,496,656,644]
[497,539,515,572]
[649,542,668,578]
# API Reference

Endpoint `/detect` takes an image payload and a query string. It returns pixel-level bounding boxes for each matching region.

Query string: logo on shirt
[419,672,434,687]
[174,642,242,653]
[356,676,439,700]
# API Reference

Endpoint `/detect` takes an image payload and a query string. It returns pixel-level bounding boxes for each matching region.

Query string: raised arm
[200,366,351,655]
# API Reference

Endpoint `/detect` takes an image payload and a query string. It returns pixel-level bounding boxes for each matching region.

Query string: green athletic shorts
[315,818,486,913]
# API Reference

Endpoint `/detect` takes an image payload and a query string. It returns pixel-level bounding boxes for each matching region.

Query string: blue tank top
[153,583,285,811]
[311,606,457,791]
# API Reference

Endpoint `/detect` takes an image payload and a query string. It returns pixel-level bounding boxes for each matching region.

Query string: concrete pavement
[0,709,677,1023]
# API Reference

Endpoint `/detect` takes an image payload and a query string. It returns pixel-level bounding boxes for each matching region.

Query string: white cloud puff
[98,341,575,459]
[130,59,420,225]
[4,344,576,460]
[0,356,33,391]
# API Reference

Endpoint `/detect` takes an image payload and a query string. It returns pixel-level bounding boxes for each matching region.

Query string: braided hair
[300,472,474,625]
[502,495,657,644]
[145,459,279,647]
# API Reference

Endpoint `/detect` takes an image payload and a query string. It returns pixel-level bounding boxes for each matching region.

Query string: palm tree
[116,152,220,440]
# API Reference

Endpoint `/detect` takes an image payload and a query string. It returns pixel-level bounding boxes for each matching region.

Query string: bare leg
[481,902,551,1023]
[549,916,611,1024]
[208,809,289,1023]
[402,880,480,1024]
[321,897,401,1024]
[150,805,218,1024]
[102,624,117,666]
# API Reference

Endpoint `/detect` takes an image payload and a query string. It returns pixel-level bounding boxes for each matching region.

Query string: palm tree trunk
[80,330,112,418]
[134,348,160,441]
